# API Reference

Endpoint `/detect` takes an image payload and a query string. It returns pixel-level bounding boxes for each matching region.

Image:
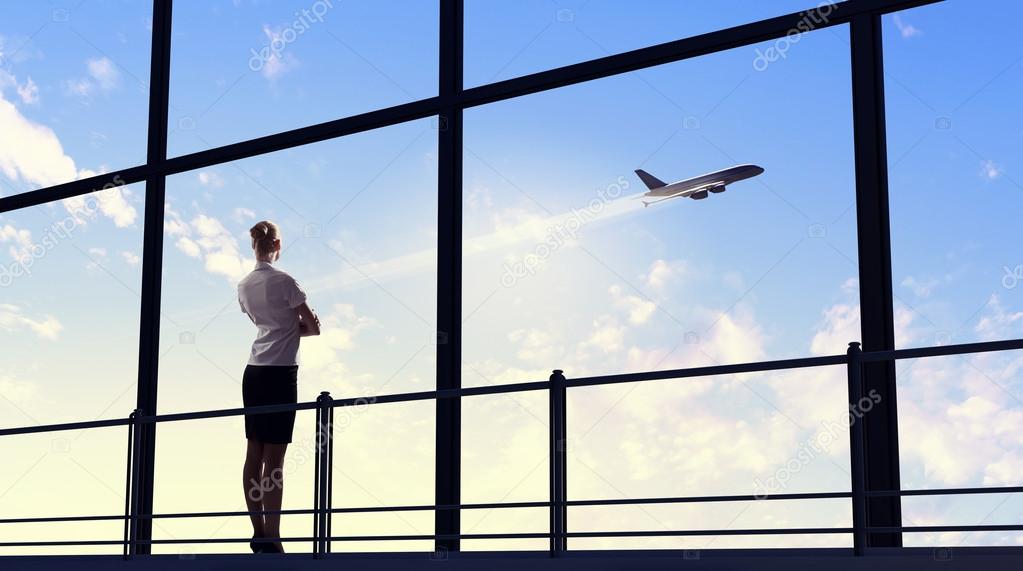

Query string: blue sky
[1,0,1022,555]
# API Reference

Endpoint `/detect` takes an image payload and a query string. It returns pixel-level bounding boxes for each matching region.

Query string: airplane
[635,164,765,207]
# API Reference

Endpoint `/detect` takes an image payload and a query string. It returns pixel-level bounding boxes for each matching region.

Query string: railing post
[548,369,567,556]
[313,398,322,558]
[326,397,335,554]
[122,409,140,560]
[847,342,868,555]
[314,391,333,558]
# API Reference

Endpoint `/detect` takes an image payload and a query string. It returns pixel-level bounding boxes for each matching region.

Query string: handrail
[2,336,1022,556]
[5,337,1019,439]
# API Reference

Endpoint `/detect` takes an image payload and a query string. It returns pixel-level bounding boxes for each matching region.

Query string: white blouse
[238,261,308,366]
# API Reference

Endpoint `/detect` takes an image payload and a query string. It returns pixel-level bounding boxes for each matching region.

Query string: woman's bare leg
[261,443,289,552]
[243,439,265,540]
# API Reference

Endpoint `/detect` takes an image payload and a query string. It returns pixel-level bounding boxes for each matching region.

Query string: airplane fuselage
[645,164,764,198]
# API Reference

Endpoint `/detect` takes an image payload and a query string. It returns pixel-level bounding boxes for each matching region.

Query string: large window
[0,2,151,195]
[884,0,1023,546]
[0,186,144,554]
[464,0,834,87]
[168,0,439,156]
[3,0,1022,558]
[462,28,857,383]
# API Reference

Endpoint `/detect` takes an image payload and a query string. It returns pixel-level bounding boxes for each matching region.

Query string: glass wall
[884,0,1023,546]
[168,0,439,156]
[154,119,437,553]
[0,2,151,195]
[464,0,836,87]
[4,0,1023,556]
[462,27,857,383]
[0,186,145,554]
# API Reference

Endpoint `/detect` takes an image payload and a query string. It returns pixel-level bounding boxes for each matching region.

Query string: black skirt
[242,364,298,444]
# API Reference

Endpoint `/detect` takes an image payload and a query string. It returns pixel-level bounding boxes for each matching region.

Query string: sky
[1,0,1022,556]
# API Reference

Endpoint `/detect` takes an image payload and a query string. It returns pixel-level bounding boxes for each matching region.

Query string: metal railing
[2,338,1023,559]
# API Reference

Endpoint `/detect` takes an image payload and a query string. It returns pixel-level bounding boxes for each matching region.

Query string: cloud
[16,76,38,104]
[0,83,137,227]
[892,14,923,38]
[0,223,33,261]
[980,159,1003,180]
[644,259,686,291]
[609,284,656,325]
[582,315,626,353]
[258,25,299,80]
[176,236,201,258]
[0,304,63,340]
[0,373,36,406]
[197,171,224,188]
[901,275,940,298]
[298,304,378,387]
[63,57,121,97]
[0,91,77,188]
[0,69,38,105]
[231,207,255,223]
[121,251,141,265]
[165,206,250,282]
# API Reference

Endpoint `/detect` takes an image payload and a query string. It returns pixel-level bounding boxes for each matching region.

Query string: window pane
[461,390,548,551]
[569,368,851,549]
[0,2,152,195]
[884,0,1023,547]
[465,0,838,87]
[155,120,436,551]
[168,0,439,157]
[463,27,857,385]
[159,118,436,409]
[0,185,145,554]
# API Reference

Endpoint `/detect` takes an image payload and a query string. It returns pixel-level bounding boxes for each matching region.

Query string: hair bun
[250,224,267,240]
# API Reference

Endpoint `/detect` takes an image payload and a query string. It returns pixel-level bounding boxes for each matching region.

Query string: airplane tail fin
[635,169,667,190]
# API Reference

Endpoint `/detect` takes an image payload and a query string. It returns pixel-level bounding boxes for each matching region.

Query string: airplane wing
[663,180,727,198]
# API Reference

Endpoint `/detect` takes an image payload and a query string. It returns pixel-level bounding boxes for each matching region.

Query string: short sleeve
[285,276,308,309]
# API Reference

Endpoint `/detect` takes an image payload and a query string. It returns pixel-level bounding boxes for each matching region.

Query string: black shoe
[250,536,267,554]
[261,541,283,554]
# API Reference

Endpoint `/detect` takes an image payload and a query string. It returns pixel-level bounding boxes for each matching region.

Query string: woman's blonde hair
[249,220,280,261]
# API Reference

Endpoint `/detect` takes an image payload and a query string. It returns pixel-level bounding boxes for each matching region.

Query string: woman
[237,220,320,554]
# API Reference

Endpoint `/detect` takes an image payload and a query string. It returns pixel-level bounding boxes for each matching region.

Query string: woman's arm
[294,302,321,337]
